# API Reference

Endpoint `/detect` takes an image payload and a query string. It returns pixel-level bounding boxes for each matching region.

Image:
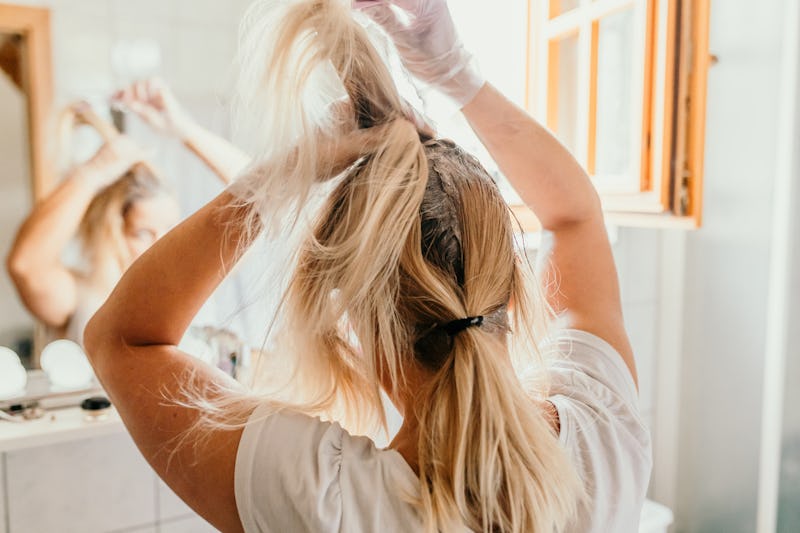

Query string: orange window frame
[520,0,710,229]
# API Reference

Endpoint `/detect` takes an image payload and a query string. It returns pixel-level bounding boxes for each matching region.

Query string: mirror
[0,30,37,371]
[0,2,264,405]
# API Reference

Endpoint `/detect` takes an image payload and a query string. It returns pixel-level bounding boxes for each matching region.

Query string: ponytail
[417,327,580,532]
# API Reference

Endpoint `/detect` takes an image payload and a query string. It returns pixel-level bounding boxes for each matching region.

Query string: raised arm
[357,0,636,384]
[83,191,250,533]
[461,85,635,383]
[82,125,386,533]
[113,78,251,184]
[6,136,144,328]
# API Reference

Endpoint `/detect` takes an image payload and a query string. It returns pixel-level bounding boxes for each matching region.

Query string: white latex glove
[354,0,485,108]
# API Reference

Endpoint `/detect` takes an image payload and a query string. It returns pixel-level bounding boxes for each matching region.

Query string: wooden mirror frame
[0,3,53,201]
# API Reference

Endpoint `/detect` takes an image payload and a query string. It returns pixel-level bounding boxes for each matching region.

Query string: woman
[6,79,250,345]
[84,1,651,532]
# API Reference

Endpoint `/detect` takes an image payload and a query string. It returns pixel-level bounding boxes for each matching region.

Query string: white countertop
[0,406,126,452]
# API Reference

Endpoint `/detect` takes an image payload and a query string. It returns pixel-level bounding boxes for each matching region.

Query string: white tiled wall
[157,478,194,523]
[1,454,7,533]
[0,433,224,533]
[614,227,662,428]
[159,514,217,533]
[154,484,218,532]
[5,433,156,533]
[8,0,252,103]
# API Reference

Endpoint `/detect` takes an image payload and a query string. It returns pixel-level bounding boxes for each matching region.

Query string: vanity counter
[0,405,126,452]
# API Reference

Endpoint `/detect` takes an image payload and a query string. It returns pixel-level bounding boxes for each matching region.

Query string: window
[395,1,709,230]
[527,0,711,227]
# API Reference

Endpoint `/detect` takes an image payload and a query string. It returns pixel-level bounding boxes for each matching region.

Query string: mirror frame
[0,3,53,200]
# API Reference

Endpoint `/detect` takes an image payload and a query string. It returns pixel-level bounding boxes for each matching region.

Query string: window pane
[595,8,635,176]
[550,0,580,17]
[548,33,579,157]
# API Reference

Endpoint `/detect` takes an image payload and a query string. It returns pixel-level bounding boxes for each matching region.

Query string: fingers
[67,101,119,140]
[316,119,429,180]
[132,79,151,104]
[86,134,150,183]
[111,78,164,106]
[382,0,424,12]
[353,2,405,31]
[353,0,423,12]
[403,104,436,139]
[352,1,382,10]
[125,100,164,123]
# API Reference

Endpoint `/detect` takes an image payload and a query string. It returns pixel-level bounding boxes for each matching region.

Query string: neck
[390,416,421,475]
[383,362,433,475]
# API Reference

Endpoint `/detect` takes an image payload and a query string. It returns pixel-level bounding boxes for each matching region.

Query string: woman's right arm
[460,85,636,386]
[5,138,142,328]
[113,79,251,184]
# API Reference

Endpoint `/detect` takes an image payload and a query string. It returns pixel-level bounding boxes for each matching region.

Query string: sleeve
[234,405,345,533]
[544,329,653,533]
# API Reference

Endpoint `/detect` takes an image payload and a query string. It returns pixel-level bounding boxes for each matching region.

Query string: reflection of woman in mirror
[5,79,250,346]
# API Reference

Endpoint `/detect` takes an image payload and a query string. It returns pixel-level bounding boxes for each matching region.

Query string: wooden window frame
[519,0,710,229]
[0,3,53,201]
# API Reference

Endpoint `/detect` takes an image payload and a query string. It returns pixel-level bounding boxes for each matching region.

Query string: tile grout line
[2,453,9,533]
[154,473,161,533]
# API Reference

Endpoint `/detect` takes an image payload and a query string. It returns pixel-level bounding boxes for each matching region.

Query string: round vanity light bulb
[0,346,27,400]
[40,340,94,390]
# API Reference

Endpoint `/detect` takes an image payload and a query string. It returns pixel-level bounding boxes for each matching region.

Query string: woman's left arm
[83,124,387,533]
[113,78,251,184]
[84,191,253,533]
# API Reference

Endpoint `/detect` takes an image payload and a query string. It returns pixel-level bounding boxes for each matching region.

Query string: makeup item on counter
[0,346,28,400]
[81,395,112,422]
[0,401,43,422]
[21,403,45,420]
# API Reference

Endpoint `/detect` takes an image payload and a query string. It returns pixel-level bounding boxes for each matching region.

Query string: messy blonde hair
[77,167,168,283]
[213,0,584,531]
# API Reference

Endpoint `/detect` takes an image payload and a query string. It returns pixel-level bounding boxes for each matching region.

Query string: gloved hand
[354,0,485,108]
[111,78,195,140]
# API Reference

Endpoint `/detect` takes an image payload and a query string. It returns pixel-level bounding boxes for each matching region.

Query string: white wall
[0,66,34,351]
[776,110,800,532]
[776,183,800,528]
[1,432,217,533]
[775,7,800,525]
[671,0,787,530]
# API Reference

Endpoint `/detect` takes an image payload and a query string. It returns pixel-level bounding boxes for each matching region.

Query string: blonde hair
[77,166,169,283]
[54,102,170,286]
[205,0,584,530]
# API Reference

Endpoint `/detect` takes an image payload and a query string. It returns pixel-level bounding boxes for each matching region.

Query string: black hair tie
[441,316,484,336]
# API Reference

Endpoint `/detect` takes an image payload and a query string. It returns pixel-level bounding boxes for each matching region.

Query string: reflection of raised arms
[358,0,636,385]
[113,78,251,184]
[5,115,144,329]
